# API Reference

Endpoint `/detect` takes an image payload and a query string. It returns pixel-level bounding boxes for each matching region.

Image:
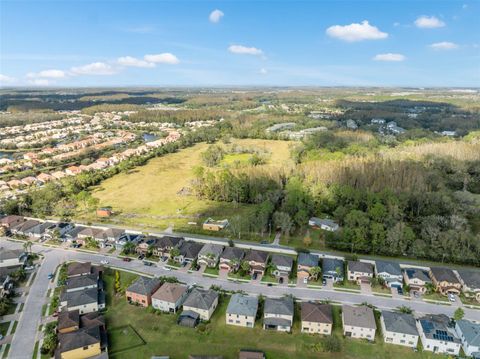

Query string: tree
[23,240,33,254]
[453,308,464,321]
[397,305,413,314]
[273,211,293,236]
[114,270,121,294]
[240,260,250,274]
[123,241,136,255]
[303,231,312,247]
[0,297,11,316]
[169,247,180,259]
[309,266,321,280]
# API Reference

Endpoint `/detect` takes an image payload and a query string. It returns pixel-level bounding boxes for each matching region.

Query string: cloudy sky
[0,0,479,87]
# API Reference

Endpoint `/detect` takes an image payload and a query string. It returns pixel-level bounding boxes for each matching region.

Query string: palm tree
[309,266,321,280]
[23,240,32,254]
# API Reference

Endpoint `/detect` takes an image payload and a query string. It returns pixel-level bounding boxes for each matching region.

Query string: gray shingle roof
[264,297,294,316]
[220,247,245,261]
[66,274,98,291]
[342,305,376,329]
[227,294,258,317]
[183,288,218,310]
[67,262,92,277]
[179,242,204,259]
[404,268,431,283]
[198,243,224,258]
[301,302,332,324]
[457,270,480,290]
[127,276,160,296]
[271,254,293,269]
[322,258,344,275]
[375,260,401,276]
[244,250,269,264]
[430,267,460,284]
[348,261,373,274]
[61,288,98,307]
[297,253,318,267]
[382,311,418,336]
[456,320,480,347]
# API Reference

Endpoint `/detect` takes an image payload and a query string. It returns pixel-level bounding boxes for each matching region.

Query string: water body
[142,133,159,142]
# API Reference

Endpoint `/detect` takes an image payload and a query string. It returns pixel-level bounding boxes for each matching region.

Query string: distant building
[203,218,229,232]
[308,217,339,232]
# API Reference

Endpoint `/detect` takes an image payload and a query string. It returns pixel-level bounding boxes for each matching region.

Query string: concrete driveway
[360,281,372,294]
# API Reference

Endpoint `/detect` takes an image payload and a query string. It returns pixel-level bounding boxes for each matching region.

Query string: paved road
[3,238,480,358]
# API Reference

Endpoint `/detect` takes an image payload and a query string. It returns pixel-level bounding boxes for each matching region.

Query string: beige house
[403,268,432,294]
[151,283,188,313]
[301,302,333,335]
[347,261,374,284]
[429,267,462,295]
[182,288,218,321]
[342,305,376,341]
[263,297,294,332]
[226,294,258,328]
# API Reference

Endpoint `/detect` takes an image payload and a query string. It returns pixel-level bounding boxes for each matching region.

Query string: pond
[142,133,159,142]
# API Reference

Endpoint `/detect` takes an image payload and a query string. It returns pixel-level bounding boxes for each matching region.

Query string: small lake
[142,133,159,142]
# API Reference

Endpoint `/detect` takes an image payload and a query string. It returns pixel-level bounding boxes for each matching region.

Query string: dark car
[267,283,273,287]
[397,287,403,295]
[122,257,131,262]
[138,254,145,260]
[252,273,258,280]
[143,261,153,266]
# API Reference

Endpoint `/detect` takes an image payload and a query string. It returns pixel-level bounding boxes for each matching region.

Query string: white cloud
[326,20,388,42]
[144,53,180,64]
[414,15,445,28]
[209,9,224,23]
[373,53,406,62]
[259,68,268,75]
[228,44,264,55]
[28,79,51,86]
[70,62,117,75]
[0,74,17,84]
[117,56,155,68]
[429,41,459,50]
[27,69,66,79]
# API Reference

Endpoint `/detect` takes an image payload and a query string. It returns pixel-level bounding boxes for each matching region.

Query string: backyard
[102,269,449,359]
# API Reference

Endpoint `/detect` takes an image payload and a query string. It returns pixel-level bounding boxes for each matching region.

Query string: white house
[455,319,480,357]
[381,311,419,348]
[308,217,339,232]
[417,314,461,355]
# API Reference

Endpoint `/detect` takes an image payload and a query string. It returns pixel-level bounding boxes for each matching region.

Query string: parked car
[252,273,258,280]
[448,293,456,302]
[25,265,35,271]
[138,254,145,260]
[397,287,403,295]
[100,260,109,265]
[162,266,171,271]
[279,277,284,284]
[322,279,327,286]
[122,257,131,262]
[303,277,308,284]
[47,273,54,279]
[143,261,153,266]
[267,283,273,287]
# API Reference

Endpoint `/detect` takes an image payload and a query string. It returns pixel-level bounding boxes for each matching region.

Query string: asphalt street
[2,239,479,359]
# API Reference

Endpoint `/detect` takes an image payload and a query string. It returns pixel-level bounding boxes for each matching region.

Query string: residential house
[115,232,143,251]
[0,268,14,297]
[457,270,480,303]
[244,250,269,276]
[0,248,25,268]
[152,282,188,313]
[36,172,54,184]
[64,225,87,242]
[65,166,82,176]
[21,176,37,186]
[0,215,25,230]
[43,222,74,241]
[403,268,432,294]
[102,228,125,246]
[136,236,160,255]
[297,253,319,280]
[301,302,333,335]
[96,207,112,218]
[263,297,294,332]
[125,276,161,307]
[347,261,374,284]
[174,242,204,264]
[66,274,99,293]
[429,267,462,295]
[417,314,461,355]
[67,262,92,278]
[342,305,377,341]
[23,221,54,240]
[226,294,258,328]
[60,287,104,314]
[57,309,80,334]
[197,243,224,268]
[219,247,245,272]
[10,219,42,236]
[151,236,184,258]
[308,217,339,232]
[322,258,344,283]
[76,227,106,246]
[51,171,67,180]
[202,218,229,231]
[182,288,219,321]
[455,319,480,357]
[375,260,403,288]
[270,254,293,279]
[381,311,419,348]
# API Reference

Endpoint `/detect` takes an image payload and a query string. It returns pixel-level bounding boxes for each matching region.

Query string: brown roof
[58,310,80,331]
[80,312,105,329]
[57,326,101,354]
[152,283,187,303]
[301,302,333,324]
[67,262,92,277]
[238,351,265,359]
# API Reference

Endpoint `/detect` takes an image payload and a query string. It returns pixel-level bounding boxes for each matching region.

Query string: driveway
[360,281,372,295]
[296,276,307,288]
[218,269,229,280]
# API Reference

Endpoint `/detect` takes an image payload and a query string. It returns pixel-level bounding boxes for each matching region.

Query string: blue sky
[0,0,479,87]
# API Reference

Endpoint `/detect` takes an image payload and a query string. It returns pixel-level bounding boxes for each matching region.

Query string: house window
[83,346,89,350]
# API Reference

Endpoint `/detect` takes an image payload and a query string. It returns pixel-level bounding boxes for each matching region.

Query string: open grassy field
[103,270,447,359]
[87,139,293,233]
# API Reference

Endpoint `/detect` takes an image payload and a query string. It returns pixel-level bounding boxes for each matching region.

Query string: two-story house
[152,282,188,313]
[429,267,462,295]
[271,254,293,279]
[226,293,258,328]
[322,258,344,283]
[403,268,432,294]
[301,302,333,335]
[375,260,403,288]
[219,247,245,272]
[342,305,376,341]
[244,250,269,276]
[417,314,461,355]
[381,311,419,348]
[197,243,224,268]
[182,288,219,321]
[347,261,374,284]
[263,297,294,332]
[297,253,319,280]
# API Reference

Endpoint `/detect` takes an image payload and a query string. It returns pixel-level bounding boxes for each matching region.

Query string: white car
[100,260,109,265]
[162,266,171,271]
[448,294,456,302]
[303,277,308,284]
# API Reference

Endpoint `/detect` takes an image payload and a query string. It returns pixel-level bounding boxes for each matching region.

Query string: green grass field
[87,139,293,233]
[103,270,447,359]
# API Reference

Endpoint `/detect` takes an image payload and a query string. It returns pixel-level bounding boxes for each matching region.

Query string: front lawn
[102,269,445,359]
[227,271,251,281]
[371,284,392,295]
[203,267,219,276]
[334,281,360,291]
[422,292,449,302]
